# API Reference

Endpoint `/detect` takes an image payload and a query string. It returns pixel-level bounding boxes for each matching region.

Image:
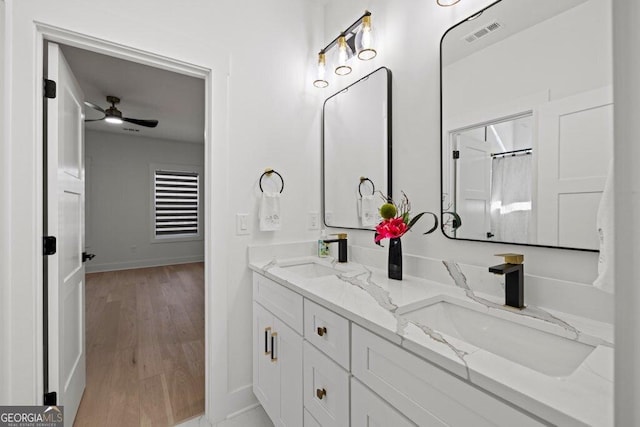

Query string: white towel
[360,195,379,227]
[259,192,281,231]
[593,159,614,293]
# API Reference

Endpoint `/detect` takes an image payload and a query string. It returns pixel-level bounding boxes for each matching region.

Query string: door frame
[34,23,217,422]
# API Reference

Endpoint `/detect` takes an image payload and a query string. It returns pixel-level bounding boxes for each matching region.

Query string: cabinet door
[253,302,279,422]
[351,378,417,427]
[303,342,350,427]
[274,317,303,427]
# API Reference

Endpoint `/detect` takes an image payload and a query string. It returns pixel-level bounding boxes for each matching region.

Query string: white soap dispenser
[318,229,329,257]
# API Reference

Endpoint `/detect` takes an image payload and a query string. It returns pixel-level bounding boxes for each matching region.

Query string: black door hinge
[452,150,460,159]
[43,391,57,406]
[44,79,57,99]
[43,236,57,256]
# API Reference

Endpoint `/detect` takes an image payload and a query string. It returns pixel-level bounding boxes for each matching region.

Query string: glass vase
[388,237,403,280]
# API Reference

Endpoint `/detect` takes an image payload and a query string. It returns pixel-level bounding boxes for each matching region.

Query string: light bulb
[105,116,123,124]
[313,52,329,88]
[334,35,353,76]
[355,15,377,60]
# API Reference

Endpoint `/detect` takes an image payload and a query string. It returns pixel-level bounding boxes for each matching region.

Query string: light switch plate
[236,213,250,235]
[308,212,319,230]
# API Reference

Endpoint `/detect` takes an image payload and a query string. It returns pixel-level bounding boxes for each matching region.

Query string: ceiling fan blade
[84,101,105,113]
[123,117,159,128]
[84,118,105,122]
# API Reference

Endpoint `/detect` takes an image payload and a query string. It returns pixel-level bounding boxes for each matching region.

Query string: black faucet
[489,253,524,309]
[322,233,348,263]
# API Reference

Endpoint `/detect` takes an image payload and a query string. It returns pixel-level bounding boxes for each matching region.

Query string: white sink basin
[280,262,341,279]
[399,300,595,377]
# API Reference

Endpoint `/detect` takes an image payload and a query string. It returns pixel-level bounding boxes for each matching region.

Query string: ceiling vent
[464,21,502,43]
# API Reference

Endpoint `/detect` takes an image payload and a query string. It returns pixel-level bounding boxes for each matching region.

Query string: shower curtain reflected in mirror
[490,154,532,243]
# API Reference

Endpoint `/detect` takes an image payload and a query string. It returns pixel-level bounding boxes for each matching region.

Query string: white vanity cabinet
[351,377,416,427]
[252,275,303,427]
[351,325,544,427]
[252,271,544,427]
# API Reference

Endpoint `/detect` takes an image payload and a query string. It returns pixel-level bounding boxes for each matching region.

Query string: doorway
[43,35,210,427]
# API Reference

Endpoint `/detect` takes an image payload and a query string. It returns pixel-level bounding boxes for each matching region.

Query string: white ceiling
[60,44,205,144]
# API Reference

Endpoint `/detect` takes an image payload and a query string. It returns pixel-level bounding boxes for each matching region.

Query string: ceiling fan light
[105,116,123,125]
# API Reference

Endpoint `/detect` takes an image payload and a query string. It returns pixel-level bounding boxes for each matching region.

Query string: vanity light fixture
[313,51,329,88]
[355,14,377,60]
[437,0,461,6]
[334,35,354,76]
[312,10,378,87]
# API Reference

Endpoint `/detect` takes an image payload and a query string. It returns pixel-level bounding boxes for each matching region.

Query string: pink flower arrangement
[374,192,439,246]
[374,217,408,242]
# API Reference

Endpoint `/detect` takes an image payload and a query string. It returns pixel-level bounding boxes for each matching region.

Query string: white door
[455,133,492,240]
[537,86,613,249]
[253,302,279,422]
[46,42,86,426]
[274,317,303,427]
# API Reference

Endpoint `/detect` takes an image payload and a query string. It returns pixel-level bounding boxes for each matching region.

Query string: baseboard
[85,255,204,273]
[206,384,258,424]
[225,402,261,420]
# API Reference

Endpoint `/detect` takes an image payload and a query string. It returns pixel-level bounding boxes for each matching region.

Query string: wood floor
[75,263,205,427]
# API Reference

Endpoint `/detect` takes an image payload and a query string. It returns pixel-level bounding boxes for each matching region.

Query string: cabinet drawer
[352,324,544,427]
[304,409,322,427]
[303,342,350,427]
[351,377,417,427]
[253,272,303,334]
[304,299,350,369]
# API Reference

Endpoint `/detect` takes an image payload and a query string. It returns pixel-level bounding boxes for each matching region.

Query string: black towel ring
[358,177,375,197]
[259,169,284,193]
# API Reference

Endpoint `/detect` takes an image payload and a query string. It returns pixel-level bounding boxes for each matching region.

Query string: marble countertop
[248,254,613,427]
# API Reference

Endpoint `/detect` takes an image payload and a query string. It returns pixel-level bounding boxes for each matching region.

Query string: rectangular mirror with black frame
[323,66,391,230]
[441,0,612,251]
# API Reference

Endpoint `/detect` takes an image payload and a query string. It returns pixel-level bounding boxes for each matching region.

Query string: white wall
[0,0,323,421]
[0,0,9,405]
[85,130,204,273]
[613,0,640,423]
[321,1,605,303]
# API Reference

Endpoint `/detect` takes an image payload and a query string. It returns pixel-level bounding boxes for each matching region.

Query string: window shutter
[154,170,199,236]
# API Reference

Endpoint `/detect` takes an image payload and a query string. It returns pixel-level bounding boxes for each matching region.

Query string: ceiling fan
[84,95,159,128]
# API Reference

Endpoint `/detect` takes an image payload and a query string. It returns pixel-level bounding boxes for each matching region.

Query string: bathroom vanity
[249,243,613,427]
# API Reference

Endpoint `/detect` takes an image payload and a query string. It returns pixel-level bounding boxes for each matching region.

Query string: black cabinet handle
[316,388,326,400]
[317,326,327,337]
[270,332,277,362]
[264,327,271,355]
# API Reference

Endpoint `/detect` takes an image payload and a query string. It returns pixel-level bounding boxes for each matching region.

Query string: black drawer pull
[317,326,327,337]
[316,388,326,399]
[271,332,278,362]
[264,327,271,355]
